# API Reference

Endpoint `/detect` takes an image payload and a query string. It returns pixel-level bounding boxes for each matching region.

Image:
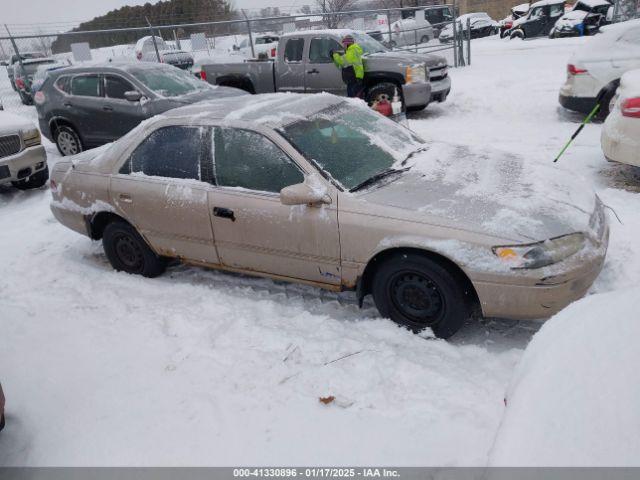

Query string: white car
[134,35,194,70]
[0,111,48,189]
[233,35,279,59]
[559,19,640,117]
[390,10,435,47]
[601,69,640,166]
[438,12,499,43]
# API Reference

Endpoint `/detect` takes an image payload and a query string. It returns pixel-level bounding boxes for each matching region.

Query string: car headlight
[406,64,427,84]
[493,233,586,269]
[22,128,41,147]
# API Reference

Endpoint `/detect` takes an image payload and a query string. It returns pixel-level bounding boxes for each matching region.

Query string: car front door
[522,7,545,37]
[207,125,342,285]
[103,74,148,139]
[305,36,346,95]
[109,125,220,264]
[276,37,306,92]
[68,73,109,146]
[546,3,565,33]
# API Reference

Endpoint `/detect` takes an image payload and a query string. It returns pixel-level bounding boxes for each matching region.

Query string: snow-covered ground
[1,34,640,466]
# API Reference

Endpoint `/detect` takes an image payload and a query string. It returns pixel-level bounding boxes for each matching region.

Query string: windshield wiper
[401,146,428,166]
[350,167,410,193]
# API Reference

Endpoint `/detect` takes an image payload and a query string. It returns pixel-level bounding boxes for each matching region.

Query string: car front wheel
[54,125,83,156]
[102,220,167,278]
[372,253,472,339]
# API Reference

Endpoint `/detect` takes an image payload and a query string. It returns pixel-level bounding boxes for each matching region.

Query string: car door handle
[307,68,319,74]
[118,193,133,204]
[63,102,73,107]
[213,207,235,221]
[102,105,113,112]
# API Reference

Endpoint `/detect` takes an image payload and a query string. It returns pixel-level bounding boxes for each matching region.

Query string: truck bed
[202,61,276,94]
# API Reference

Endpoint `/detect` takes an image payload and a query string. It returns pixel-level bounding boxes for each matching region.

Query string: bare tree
[315,0,356,28]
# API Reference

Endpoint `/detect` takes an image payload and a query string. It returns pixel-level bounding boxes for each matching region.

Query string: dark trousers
[347,80,364,98]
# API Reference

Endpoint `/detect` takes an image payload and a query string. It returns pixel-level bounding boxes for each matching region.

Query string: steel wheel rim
[58,131,79,156]
[114,233,144,271]
[389,271,445,327]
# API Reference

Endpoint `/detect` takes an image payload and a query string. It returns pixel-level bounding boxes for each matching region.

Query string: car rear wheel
[420,35,430,43]
[372,253,472,339]
[12,166,48,190]
[54,125,83,156]
[102,220,167,278]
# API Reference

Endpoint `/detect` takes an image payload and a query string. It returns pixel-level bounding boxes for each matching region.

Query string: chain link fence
[0,4,474,111]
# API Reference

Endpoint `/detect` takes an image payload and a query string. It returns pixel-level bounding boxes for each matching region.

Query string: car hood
[165,85,248,105]
[0,111,36,136]
[358,142,596,243]
[366,51,447,68]
[556,10,589,27]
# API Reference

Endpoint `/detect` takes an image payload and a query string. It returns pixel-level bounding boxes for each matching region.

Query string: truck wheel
[367,82,402,109]
[12,166,48,190]
[510,29,524,39]
[597,81,620,119]
[102,220,167,278]
[420,35,430,43]
[371,253,472,339]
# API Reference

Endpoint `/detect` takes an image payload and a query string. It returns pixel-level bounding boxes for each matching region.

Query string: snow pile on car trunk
[489,288,640,466]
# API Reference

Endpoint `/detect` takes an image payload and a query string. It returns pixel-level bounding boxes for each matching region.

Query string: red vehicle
[0,383,5,431]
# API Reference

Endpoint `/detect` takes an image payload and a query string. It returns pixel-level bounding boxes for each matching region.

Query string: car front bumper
[473,224,609,320]
[430,76,451,102]
[402,81,432,108]
[0,145,47,185]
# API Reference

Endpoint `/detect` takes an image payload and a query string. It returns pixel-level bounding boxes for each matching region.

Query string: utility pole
[145,16,161,63]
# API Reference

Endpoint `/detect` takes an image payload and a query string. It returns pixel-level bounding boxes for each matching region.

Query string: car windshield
[129,66,210,97]
[281,102,424,191]
[351,32,388,54]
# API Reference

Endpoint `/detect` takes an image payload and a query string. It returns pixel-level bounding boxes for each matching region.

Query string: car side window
[284,38,304,63]
[550,4,564,16]
[55,75,71,94]
[120,126,208,181]
[213,127,304,193]
[309,38,342,63]
[71,75,102,97]
[105,75,135,99]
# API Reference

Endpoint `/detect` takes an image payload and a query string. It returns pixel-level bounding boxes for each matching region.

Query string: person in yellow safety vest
[332,35,365,98]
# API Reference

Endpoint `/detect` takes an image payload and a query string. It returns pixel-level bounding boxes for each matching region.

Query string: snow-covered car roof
[561,9,590,20]
[530,0,565,8]
[280,28,357,39]
[164,92,345,129]
[575,0,611,7]
[512,3,530,13]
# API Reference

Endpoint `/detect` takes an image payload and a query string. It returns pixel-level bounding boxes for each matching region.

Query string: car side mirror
[280,181,331,206]
[124,90,143,102]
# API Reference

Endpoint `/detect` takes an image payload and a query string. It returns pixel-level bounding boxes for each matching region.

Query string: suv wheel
[54,125,83,156]
[372,253,472,339]
[12,166,48,190]
[102,220,167,278]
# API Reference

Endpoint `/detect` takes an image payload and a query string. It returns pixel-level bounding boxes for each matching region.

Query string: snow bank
[489,288,640,466]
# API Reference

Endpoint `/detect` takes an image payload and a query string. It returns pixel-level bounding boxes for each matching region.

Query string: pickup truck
[201,29,451,110]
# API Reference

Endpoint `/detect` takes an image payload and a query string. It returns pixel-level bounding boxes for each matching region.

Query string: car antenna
[553,83,616,163]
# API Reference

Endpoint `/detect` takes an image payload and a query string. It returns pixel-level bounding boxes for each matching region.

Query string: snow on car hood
[366,51,446,68]
[359,142,596,243]
[0,111,37,136]
[556,10,589,27]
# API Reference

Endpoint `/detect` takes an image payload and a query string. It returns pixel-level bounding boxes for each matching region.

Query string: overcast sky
[2,0,305,29]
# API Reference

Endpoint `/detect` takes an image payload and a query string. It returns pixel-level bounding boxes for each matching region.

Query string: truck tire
[366,82,403,109]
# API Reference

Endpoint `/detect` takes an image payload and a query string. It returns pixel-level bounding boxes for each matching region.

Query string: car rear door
[103,74,148,139]
[275,37,306,92]
[207,124,342,285]
[305,36,346,95]
[109,124,220,264]
[68,73,109,145]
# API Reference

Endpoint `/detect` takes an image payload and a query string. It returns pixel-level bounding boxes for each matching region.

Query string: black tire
[102,220,167,278]
[597,81,619,119]
[12,166,48,190]
[54,125,83,156]
[387,40,397,48]
[10,79,17,91]
[406,104,429,112]
[510,29,524,39]
[372,253,472,339]
[18,90,33,105]
[420,35,430,43]
[366,82,402,109]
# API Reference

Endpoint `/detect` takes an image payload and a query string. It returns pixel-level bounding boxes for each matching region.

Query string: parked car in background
[0,110,48,190]
[499,3,530,38]
[13,57,57,105]
[0,383,4,431]
[30,61,69,97]
[134,35,194,70]
[439,12,500,43]
[549,0,613,38]
[400,6,454,38]
[1,51,46,91]
[601,69,640,166]
[50,93,608,339]
[390,10,435,46]
[192,57,215,80]
[202,29,451,110]
[559,19,640,117]
[510,0,566,39]
[233,35,279,59]
[35,62,246,156]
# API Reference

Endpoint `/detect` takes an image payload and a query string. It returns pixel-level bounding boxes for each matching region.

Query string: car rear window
[284,38,304,62]
[72,75,102,97]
